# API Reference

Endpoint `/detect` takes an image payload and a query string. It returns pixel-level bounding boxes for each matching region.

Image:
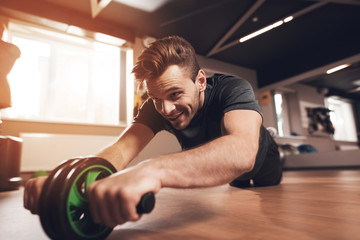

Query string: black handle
[136,192,155,214]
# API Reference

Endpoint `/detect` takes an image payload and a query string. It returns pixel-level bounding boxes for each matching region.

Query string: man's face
[146,65,206,130]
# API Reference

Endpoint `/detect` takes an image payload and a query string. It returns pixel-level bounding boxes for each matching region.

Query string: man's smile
[167,111,184,122]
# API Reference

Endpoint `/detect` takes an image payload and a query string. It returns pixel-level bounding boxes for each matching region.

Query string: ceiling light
[66,25,86,37]
[347,86,360,93]
[239,20,283,43]
[352,79,360,86]
[112,0,169,12]
[326,64,350,74]
[94,32,126,46]
[284,16,293,23]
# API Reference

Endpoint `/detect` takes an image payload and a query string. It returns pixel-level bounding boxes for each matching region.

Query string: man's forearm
[143,134,258,188]
[95,142,128,171]
[95,123,154,171]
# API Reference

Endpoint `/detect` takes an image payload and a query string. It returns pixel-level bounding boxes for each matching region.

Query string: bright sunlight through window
[274,93,284,137]
[325,97,357,142]
[4,21,125,125]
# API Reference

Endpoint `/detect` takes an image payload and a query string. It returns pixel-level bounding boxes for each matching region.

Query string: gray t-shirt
[134,74,276,178]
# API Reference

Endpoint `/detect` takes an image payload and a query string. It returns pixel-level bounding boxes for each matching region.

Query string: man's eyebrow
[147,86,182,98]
[164,87,182,94]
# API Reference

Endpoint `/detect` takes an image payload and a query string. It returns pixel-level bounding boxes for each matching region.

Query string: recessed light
[284,16,293,23]
[239,20,283,43]
[326,64,350,74]
[112,0,169,12]
[352,79,360,86]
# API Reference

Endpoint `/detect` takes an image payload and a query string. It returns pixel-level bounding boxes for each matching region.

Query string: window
[273,91,291,137]
[274,93,284,136]
[325,96,357,142]
[3,20,133,125]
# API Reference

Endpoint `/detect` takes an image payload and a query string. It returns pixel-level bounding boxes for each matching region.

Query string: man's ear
[196,69,207,92]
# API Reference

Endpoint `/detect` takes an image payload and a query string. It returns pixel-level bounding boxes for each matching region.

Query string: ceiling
[3,0,360,100]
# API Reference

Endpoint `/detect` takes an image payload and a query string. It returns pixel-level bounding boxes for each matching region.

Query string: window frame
[3,19,133,126]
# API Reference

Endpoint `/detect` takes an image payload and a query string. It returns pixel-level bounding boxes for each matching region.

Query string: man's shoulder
[205,73,260,116]
[207,74,253,94]
[207,73,249,87]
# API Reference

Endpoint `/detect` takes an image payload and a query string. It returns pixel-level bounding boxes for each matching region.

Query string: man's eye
[170,92,180,98]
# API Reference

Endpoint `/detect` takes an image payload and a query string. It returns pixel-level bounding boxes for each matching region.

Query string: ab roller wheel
[38,157,155,240]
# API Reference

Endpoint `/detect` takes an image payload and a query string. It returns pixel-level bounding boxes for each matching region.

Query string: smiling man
[24,36,282,228]
[145,64,204,130]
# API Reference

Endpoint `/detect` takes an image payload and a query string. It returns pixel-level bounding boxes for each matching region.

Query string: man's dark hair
[132,36,200,82]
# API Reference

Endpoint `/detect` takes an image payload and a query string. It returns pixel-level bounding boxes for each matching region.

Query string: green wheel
[39,157,155,240]
[62,158,115,239]
[39,157,115,240]
[39,158,80,240]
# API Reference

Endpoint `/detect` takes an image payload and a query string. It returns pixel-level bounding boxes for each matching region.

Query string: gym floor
[1,169,359,240]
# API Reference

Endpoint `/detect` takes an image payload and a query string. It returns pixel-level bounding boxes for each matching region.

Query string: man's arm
[95,123,154,170]
[149,109,261,187]
[87,109,262,227]
[23,122,154,214]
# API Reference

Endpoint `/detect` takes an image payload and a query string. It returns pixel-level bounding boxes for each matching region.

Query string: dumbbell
[38,157,155,240]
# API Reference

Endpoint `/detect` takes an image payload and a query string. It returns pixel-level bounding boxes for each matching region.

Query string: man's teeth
[169,112,182,120]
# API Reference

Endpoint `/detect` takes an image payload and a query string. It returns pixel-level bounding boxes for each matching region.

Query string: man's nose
[161,100,175,115]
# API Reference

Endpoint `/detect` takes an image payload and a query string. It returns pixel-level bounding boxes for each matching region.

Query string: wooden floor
[1,169,360,240]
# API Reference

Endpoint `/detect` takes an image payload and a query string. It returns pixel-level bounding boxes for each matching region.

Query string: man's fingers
[87,182,141,228]
[24,179,36,213]
[88,184,118,227]
[102,191,121,227]
[23,180,31,210]
[117,191,141,222]
[23,176,47,215]
[87,183,101,224]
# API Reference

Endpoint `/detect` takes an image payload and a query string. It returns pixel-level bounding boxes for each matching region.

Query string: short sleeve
[133,99,169,134]
[217,77,262,118]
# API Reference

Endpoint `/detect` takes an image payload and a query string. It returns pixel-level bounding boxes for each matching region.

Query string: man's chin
[166,112,189,129]
[172,125,186,130]
[170,120,189,130]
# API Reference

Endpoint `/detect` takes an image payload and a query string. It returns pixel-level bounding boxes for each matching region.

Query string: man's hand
[87,162,161,228]
[23,176,47,214]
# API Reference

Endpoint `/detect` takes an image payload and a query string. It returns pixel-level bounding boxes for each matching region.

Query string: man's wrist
[137,159,164,189]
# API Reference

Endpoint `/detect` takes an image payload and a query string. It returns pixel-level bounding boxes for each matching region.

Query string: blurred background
[0,0,359,190]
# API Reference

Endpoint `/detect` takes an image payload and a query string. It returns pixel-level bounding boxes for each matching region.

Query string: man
[24,36,282,228]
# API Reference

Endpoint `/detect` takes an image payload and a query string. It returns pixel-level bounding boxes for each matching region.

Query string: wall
[272,83,359,156]
[259,96,277,129]
[286,83,326,136]
[286,91,305,136]
[268,84,359,169]
[283,149,360,169]
[260,83,328,137]
[196,55,258,91]
[19,131,181,171]
[0,119,124,137]
[1,119,182,171]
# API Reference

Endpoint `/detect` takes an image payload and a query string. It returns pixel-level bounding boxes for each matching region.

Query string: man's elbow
[229,135,258,175]
[237,145,257,174]
[243,156,256,173]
